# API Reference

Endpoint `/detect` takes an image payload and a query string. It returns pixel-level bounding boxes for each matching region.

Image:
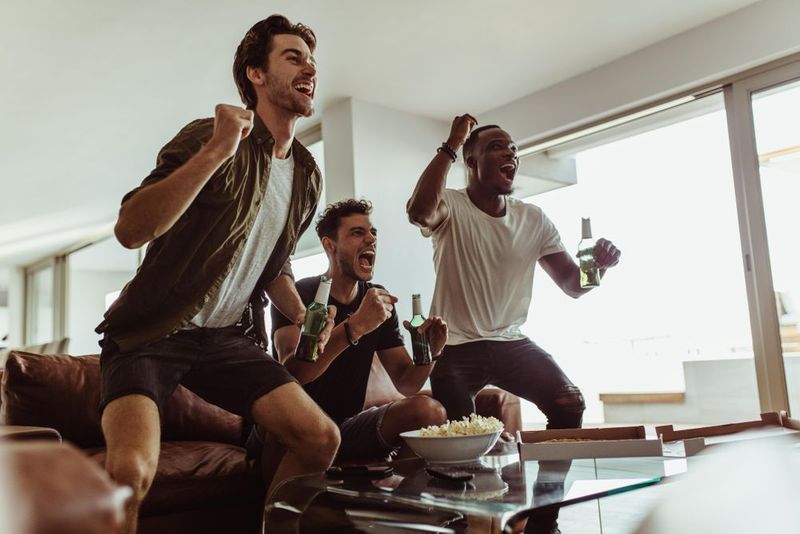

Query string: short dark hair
[316,199,373,240]
[462,124,501,161]
[233,15,317,109]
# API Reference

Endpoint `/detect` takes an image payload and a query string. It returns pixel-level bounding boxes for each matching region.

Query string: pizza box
[517,425,663,461]
[656,412,800,456]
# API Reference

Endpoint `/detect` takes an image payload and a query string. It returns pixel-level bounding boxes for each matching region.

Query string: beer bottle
[409,294,432,365]
[295,276,332,362]
[578,217,600,288]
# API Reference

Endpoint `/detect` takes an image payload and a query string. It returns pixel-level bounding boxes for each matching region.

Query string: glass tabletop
[265,448,688,532]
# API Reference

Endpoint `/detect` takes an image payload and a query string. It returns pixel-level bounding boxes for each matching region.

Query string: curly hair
[233,15,317,109]
[315,199,373,240]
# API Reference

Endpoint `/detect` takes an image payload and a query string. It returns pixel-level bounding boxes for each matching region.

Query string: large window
[0,268,10,349]
[25,261,56,345]
[521,94,758,425]
[67,237,141,355]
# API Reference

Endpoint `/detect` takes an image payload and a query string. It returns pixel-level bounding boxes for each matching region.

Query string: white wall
[324,98,466,328]
[483,0,800,144]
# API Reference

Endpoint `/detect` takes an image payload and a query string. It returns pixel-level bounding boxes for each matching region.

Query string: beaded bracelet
[436,142,458,162]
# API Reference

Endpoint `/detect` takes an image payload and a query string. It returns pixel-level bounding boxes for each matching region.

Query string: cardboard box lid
[655,412,798,442]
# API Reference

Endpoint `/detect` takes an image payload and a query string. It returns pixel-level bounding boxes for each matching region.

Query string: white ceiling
[0,0,760,266]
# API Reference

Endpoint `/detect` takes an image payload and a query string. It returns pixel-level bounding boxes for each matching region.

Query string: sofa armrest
[1,441,131,533]
[0,425,62,442]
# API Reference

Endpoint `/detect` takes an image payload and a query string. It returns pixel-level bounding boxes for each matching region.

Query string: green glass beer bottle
[295,275,332,363]
[409,294,432,365]
[578,217,601,288]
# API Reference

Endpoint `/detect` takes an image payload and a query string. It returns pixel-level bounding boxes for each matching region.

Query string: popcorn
[419,413,504,437]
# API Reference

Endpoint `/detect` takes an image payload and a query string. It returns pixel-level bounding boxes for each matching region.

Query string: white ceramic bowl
[399,429,502,464]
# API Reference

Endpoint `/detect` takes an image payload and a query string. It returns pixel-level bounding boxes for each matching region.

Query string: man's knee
[284,417,340,460]
[106,450,158,501]
[404,395,448,427]
[549,385,585,429]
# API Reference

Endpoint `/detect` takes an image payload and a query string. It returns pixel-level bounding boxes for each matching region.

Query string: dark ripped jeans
[430,338,585,429]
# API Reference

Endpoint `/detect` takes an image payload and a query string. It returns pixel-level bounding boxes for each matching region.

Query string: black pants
[430,338,585,429]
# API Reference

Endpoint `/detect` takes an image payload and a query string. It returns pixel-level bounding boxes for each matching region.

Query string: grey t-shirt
[190,155,295,328]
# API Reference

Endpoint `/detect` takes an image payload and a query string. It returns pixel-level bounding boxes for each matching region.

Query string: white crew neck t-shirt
[190,154,295,328]
[424,188,565,345]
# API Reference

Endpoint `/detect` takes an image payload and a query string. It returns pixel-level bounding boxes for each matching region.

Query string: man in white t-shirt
[407,114,621,432]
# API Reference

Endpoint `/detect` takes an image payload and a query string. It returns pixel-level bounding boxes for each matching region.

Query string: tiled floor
[557,482,667,534]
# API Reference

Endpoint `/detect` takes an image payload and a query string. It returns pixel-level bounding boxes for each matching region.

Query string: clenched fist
[446,114,478,151]
[206,104,254,160]
[349,288,399,340]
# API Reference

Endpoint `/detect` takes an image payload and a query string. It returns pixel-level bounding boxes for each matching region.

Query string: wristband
[343,319,359,346]
[437,142,457,163]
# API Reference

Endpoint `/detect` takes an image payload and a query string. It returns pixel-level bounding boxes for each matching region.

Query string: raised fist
[207,104,254,160]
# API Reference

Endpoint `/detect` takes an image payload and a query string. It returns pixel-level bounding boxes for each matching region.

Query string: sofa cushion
[1,351,242,447]
[86,441,263,516]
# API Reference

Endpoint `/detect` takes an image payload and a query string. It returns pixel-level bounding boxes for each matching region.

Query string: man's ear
[246,65,266,89]
[466,155,477,169]
[321,236,335,256]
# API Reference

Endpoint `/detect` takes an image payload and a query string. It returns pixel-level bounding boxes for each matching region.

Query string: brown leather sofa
[1,350,521,534]
[1,440,131,533]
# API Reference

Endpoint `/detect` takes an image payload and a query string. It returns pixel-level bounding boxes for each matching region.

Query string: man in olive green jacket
[95,15,338,532]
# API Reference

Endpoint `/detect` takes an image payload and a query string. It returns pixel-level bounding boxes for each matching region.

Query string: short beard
[337,254,371,282]
[264,72,313,117]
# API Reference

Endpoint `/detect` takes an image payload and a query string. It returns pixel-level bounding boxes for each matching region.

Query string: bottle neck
[314,277,332,305]
[412,296,423,316]
[581,218,593,239]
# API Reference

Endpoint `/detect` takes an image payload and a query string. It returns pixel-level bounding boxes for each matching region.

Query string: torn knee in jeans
[554,385,585,414]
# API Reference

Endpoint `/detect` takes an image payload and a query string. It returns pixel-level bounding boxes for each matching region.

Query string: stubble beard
[338,254,371,283]
[265,72,314,117]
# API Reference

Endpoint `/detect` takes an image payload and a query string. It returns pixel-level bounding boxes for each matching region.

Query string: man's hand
[403,316,448,357]
[293,305,337,356]
[594,238,621,270]
[446,114,478,151]
[205,104,255,160]
[349,288,398,340]
[318,306,337,354]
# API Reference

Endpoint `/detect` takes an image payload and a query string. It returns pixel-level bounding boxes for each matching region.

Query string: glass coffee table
[264,444,688,533]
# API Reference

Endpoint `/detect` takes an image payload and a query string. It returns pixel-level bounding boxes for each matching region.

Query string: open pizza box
[656,411,800,456]
[517,425,663,461]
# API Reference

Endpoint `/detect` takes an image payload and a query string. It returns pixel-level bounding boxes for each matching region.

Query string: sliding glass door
[522,93,758,425]
[749,77,800,416]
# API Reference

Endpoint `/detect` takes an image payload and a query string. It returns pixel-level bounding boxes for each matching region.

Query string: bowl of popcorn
[400,414,504,464]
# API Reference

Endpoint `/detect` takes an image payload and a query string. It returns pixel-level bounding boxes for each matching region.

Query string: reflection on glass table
[264,450,682,533]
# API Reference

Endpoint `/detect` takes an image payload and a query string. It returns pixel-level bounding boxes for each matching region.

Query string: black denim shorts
[99,325,296,419]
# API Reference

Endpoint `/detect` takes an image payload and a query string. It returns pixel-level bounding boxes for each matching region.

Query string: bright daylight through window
[521,93,758,425]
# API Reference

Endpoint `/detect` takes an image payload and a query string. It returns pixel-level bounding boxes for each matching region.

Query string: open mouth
[358,250,375,271]
[500,163,516,181]
[293,80,314,98]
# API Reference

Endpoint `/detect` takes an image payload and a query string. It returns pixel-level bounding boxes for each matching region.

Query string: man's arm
[406,114,477,230]
[265,273,306,326]
[539,238,622,298]
[378,316,448,397]
[274,319,351,384]
[115,105,254,249]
